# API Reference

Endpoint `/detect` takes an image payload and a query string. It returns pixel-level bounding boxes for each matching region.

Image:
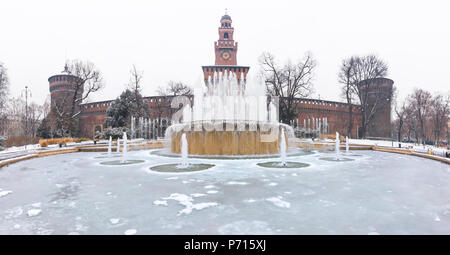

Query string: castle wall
[78,100,112,138]
[77,96,365,139]
[293,99,362,138]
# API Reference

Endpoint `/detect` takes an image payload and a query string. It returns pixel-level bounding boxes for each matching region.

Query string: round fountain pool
[1,150,450,234]
[150,163,215,173]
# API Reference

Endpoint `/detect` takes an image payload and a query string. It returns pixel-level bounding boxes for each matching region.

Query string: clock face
[221,50,231,61]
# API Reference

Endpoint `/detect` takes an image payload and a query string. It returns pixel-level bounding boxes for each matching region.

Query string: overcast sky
[1,0,449,106]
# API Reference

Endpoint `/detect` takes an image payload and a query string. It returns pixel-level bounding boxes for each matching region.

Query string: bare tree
[0,62,9,135]
[259,52,315,124]
[52,60,104,136]
[126,65,148,118]
[407,88,432,144]
[394,98,406,142]
[128,65,143,94]
[340,55,390,138]
[338,57,358,137]
[430,94,449,145]
[403,102,418,143]
[157,81,193,97]
[1,97,44,139]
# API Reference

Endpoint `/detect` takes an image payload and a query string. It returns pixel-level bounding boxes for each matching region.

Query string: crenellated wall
[292,98,363,138]
[76,95,367,139]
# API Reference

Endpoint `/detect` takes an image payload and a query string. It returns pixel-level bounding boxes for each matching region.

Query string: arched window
[224,32,229,39]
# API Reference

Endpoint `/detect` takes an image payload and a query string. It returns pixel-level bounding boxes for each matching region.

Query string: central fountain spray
[166,72,294,156]
[116,138,120,153]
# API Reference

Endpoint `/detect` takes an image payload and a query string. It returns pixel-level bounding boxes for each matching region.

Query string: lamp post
[21,86,31,149]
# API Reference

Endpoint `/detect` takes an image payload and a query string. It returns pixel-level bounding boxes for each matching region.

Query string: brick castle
[48,13,393,139]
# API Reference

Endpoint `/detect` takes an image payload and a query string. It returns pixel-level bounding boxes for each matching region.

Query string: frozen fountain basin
[1,150,450,234]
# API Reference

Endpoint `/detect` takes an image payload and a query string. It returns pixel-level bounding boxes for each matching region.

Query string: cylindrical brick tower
[357,77,394,138]
[48,67,84,133]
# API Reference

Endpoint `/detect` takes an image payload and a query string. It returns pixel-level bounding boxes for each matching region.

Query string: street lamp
[21,86,32,149]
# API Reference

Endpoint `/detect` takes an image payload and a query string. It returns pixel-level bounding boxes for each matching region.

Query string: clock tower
[202,12,250,82]
[215,13,237,65]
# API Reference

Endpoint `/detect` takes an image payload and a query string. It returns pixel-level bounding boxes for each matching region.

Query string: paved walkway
[0,150,35,162]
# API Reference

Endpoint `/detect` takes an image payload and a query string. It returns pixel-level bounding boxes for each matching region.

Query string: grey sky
[1,0,449,106]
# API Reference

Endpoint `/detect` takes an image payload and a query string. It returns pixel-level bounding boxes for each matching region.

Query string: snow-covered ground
[347,139,449,157]
[0,140,101,154]
[1,149,450,234]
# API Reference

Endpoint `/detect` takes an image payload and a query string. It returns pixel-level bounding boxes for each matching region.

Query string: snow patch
[207,190,219,194]
[125,229,137,235]
[0,190,12,198]
[110,218,120,224]
[27,209,42,217]
[153,200,168,206]
[266,197,291,208]
[204,185,216,189]
[226,181,248,185]
[163,193,218,216]
[190,193,206,198]
[179,202,218,215]
[268,182,278,186]
[165,177,179,180]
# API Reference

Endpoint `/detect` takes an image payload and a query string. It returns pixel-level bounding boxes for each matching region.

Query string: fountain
[122,132,128,158]
[280,129,287,166]
[95,135,122,159]
[150,131,215,172]
[319,131,354,162]
[151,72,310,171]
[346,136,349,153]
[257,128,310,169]
[121,132,127,164]
[108,136,112,156]
[101,132,145,166]
[166,72,294,156]
[335,132,340,155]
[179,133,189,168]
[131,116,135,139]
